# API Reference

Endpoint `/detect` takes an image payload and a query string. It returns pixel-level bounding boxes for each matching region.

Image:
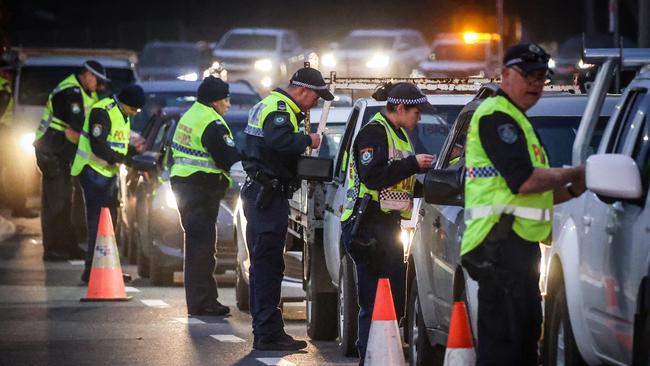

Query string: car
[416,32,501,78]
[320,29,430,78]
[212,28,314,92]
[138,41,220,82]
[118,80,261,285]
[408,89,617,365]
[542,48,650,366]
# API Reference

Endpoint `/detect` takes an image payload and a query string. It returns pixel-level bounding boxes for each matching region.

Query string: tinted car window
[631,120,650,195]
[608,89,647,153]
[433,43,487,61]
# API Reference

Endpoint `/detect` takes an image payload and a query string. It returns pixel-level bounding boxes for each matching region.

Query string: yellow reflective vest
[0,76,13,128]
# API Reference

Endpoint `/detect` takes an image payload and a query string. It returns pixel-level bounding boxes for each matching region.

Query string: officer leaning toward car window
[461,43,586,366]
[70,84,146,283]
[340,82,435,364]
[34,60,109,261]
[241,67,330,351]
[170,76,241,316]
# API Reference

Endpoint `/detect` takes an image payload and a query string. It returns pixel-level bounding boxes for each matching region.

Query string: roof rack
[583,47,650,67]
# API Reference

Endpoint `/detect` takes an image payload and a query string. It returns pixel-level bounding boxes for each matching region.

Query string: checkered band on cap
[465,166,501,179]
[290,80,329,90]
[386,96,428,105]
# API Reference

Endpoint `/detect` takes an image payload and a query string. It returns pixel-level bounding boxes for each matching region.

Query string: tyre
[306,241,337,340]
[407,276,443,365]
[544,280,586,366]
[235,264,249,311]
[337,254,359,356]
[149,245,173,286]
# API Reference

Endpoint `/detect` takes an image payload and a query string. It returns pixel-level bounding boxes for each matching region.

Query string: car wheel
[235,264,249,311]
[338,254,359,356]
[407,275,442,365]
[544,280,586,366]
[306,242,337,340]
[149,245,173,286]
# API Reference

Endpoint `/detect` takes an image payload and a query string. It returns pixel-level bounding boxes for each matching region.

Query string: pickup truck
[542,48,650,366]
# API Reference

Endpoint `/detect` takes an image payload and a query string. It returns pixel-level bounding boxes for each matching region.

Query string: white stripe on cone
[443,347,476,366]
[364,320,405,366]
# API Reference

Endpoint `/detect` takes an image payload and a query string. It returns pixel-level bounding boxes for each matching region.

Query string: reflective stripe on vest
[341,112,416,221]
[461,95,553,256]
[170,101,233,182]
[245,91,301,138]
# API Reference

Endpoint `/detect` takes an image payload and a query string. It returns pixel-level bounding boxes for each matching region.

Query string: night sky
[1,0,639,51]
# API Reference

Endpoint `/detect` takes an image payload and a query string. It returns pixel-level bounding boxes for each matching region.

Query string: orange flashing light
[462,32,501,44]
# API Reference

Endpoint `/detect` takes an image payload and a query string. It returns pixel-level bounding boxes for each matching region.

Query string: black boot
[253,332,308,351]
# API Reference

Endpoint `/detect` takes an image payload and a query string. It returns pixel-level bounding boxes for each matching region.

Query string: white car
[320,29,430,78]
[417,32,501,78]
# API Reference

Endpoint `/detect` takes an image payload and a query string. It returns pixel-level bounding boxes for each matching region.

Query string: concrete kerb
[0,215,16,242]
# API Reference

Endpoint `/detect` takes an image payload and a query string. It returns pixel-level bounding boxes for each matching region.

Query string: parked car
[118,80,261,285]
[543,49,650,366]
[409,89,617,365]
[138,41,218,82]
[212,28,315,92]
[417,32,501,78]
[320,29,430,78]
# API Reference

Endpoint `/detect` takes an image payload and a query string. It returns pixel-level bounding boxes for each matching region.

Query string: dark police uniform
[170,77,240,316]
[241,67,333,350]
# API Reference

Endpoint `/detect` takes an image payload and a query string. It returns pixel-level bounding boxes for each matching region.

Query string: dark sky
[1,0,638,50]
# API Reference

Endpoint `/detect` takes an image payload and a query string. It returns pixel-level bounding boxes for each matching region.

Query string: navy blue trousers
[341,213,406,360]
[78,166,117,271]
[241,181,288,342]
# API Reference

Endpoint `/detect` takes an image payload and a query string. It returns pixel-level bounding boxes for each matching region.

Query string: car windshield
[140,46,200,67]
[340,35,395,50]
[362,105,464,156]
[220,34,277,51]
[17,65,136,106]
[530,116,609,167]
[433,43,487,61]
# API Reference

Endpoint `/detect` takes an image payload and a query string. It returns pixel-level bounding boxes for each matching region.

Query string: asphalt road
[0,211,358,366]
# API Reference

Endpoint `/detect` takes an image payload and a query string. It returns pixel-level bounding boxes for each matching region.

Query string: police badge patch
[92,123,103,137]
[273,115,287,126]
[223,134,235,147]
[71,103,81,114]
[497,123,518,144]
[277,101,287,111]
[360,147,374,165]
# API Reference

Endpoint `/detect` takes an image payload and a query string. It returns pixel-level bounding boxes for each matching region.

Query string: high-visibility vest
[170,101,234,184]
[35,74,98,140]
[461,95,553,256]
[341,112,416,221]
[0,76,13,128]
[244,91,301,138]
[70,97,130,178]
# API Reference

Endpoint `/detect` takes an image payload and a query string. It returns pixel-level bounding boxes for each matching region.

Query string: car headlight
[322,53,337,67]
[254,58,273,72]
[400,228,412,253]
[548,57,556,69]
[19,132,35,153]
[177,72,198,81]
[578,59,595,69]
[165,189,178,209]
[366,54,390,69]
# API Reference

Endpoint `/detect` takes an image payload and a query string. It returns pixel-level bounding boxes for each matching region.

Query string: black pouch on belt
[254,172,279,210]
[461,214,515,280]
[348,195,378,263]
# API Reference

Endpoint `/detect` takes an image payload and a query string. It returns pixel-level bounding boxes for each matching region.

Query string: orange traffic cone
[364,278,405,366]
[443,301,475,366]
[81,208,131,302]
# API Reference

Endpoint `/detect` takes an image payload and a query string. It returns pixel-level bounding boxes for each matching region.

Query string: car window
[607,89,647,153]
[335,107,360,181]
[631,119,650,198]
[442,112,472,169]
[221,34,277,51]
[403,33,424,48]
[151,120,172,153]
[340,35,395,50]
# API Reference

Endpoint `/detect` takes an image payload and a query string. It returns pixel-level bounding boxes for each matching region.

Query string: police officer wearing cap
[71,84,146,283]
[170,76,240,316]
[461,43,585,365]
[340,82,435,363]
[241,67,331,350]
[34,60,109,261]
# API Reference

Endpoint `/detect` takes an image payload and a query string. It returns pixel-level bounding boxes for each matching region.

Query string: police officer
[70,84,145,283]
[241,67,331,350]
[34,60,109,261]
[340,82,435,363]
[170,76,240,316]
[461,43,585,366]
[0,58,37,219]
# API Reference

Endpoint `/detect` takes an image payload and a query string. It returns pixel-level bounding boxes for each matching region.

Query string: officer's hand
[415,154,435,169]
[64,128,80,144]
[571,164,586,194]
[130,132,146,153]
[309,133,321,149]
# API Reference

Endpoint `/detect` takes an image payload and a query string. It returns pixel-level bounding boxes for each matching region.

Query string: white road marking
[125,286,140,293]
[140,299,169,308]
[68,260,84,265]
[210,334,246,343]
[256,358,296,366]
[172,317,205,324]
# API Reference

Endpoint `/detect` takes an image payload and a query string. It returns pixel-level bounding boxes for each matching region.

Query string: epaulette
[105,103,115,110]
[277,100,287,111]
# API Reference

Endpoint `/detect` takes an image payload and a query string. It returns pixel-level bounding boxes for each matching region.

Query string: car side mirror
[131,154,157,172]
[586,153,642,201]
[423,168,464,206]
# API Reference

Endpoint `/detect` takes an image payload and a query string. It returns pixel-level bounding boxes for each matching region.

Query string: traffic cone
[364,278,405,366]
[81,208,131,302]
[443,301,475,366]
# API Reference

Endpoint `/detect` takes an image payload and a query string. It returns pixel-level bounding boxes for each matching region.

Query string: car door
[578,88,648,360]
